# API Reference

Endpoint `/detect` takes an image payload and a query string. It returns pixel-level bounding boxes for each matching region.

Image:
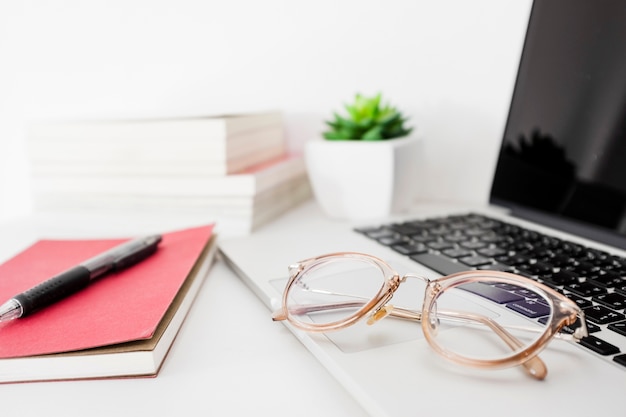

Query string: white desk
[8,199,626,417]
[0,209,368,417]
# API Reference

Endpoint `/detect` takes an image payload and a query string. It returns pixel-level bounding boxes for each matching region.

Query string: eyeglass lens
[286,258,387,324]
[428,280,550,361]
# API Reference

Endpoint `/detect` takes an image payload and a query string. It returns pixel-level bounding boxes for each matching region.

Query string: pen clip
[82,235,162,279]
[112,235,162,271]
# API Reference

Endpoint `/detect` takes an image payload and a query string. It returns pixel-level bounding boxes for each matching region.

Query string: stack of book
[27,112,311,235]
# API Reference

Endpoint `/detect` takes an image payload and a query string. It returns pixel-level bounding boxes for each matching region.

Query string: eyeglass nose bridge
[403,274,442,335]
[366,273,433,326]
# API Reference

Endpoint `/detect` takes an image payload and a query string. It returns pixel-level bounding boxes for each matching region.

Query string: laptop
[220,1,626,415]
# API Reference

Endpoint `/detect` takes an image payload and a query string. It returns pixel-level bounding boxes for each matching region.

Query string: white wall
[0,0,532,221]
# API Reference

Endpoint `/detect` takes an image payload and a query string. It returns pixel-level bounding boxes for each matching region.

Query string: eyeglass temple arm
[273,301,365,318]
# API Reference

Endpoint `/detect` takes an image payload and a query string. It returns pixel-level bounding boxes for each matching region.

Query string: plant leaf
[362,125,383,140]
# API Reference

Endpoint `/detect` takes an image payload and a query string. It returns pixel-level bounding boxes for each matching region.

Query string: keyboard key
[477,247,507,257]
[564,293,593,309]
[459,255,492,267]
[590,270,624,288]
[411,234,437,244]
[442,248,473,258]
[410,253,468,275]
[391,242,428,256]
[478,263,515,273]
[610,255,626,270]
[459,282,524,304]
[528,247,554,260]
[593,292,626,311]
[507,299,551,318]
[545,269,579,286]
[389,223,422,236]
[479,234,508,244]
[511,287,543,299]
[359,227,395,240]
[559,241,584,255]
[460,240,486,250]
[616,284,626,296]
[377,236,405,246]
[518,261,553,276]
[548,253,576,267]
[443,233,468,243]
[608,321,626,337]
[572,261,599,276]
[493,283,524,291]
[427,241,455,251]
[614,354,626,368]
[465,227,489,237]
[565,281,607,297]
[583,305,626,325]
[579,336,620,355]
[496,254,531,266]
[427,226,451,236]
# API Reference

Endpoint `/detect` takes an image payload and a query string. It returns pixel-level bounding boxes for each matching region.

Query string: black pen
[0,234,162,324]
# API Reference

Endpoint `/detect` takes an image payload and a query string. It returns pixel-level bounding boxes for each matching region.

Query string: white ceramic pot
[305,135,421,220]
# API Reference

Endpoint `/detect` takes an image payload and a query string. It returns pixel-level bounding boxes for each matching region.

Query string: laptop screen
[490,0,626,249]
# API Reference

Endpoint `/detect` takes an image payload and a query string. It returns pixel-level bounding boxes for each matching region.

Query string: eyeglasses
[272,252,589,380]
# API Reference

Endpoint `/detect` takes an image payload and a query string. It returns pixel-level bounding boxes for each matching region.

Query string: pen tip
[0,299,23,323]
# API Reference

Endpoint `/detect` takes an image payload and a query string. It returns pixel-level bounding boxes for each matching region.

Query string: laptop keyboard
[355,212,626,370]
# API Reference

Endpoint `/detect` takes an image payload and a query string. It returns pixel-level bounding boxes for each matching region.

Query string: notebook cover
[0,224,214,359]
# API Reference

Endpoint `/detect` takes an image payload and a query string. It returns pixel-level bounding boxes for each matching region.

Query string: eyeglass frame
[272,251,589,380]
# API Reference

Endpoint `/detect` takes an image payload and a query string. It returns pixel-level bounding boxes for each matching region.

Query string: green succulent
[323,93,412,141]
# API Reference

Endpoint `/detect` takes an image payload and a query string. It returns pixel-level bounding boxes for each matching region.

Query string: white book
[32,178,311,236]
[28,112,286,176]
[31,154,307,197]
[30,145,286,177]
[33,175,311,215]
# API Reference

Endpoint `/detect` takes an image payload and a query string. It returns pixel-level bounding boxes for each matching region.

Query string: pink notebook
[0,224,214,359]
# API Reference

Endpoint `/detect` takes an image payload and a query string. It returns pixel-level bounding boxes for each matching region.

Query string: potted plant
[306,93,420,220]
